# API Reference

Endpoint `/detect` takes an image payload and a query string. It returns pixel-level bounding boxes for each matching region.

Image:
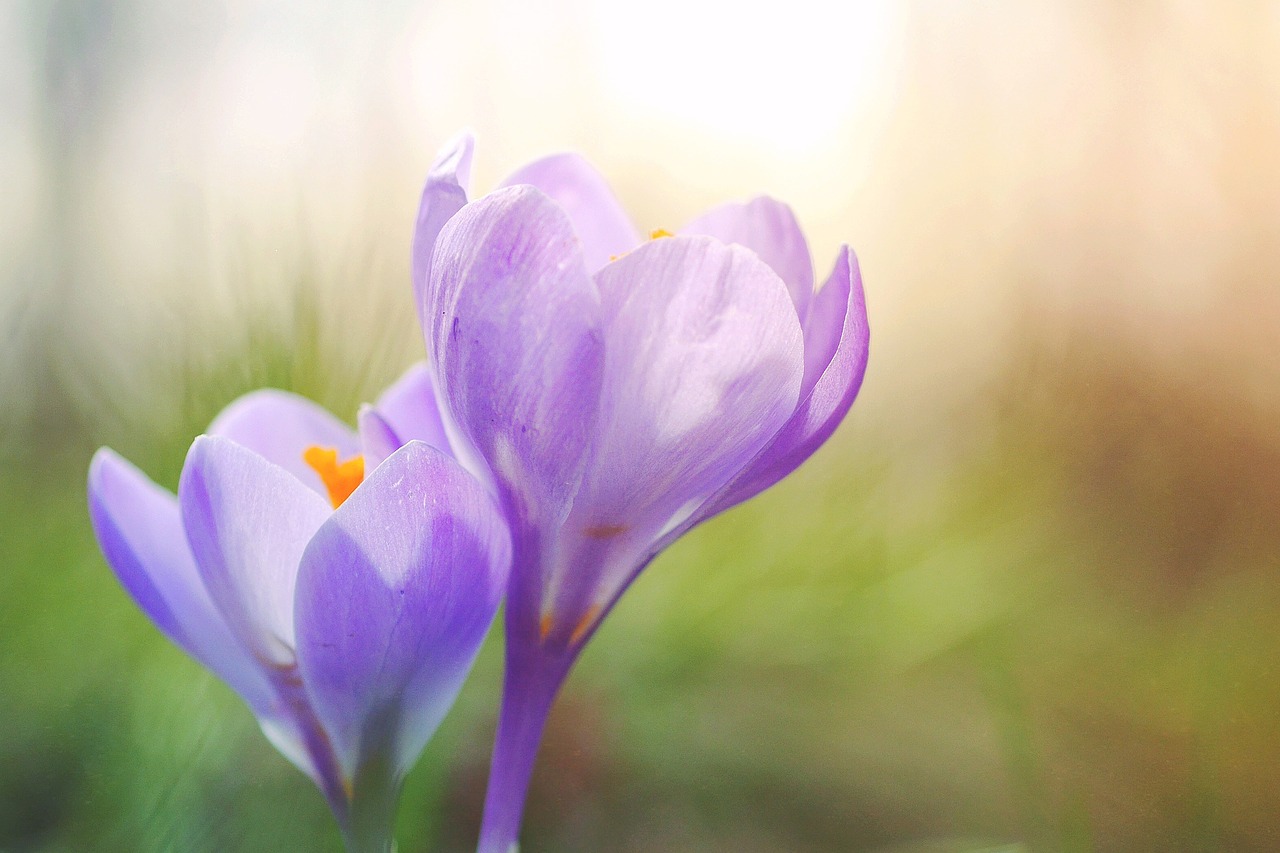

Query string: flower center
[302,446,364,508]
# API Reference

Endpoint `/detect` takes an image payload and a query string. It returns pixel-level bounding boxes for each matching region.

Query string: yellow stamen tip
[649,228,674,240]
[303,446,365,509]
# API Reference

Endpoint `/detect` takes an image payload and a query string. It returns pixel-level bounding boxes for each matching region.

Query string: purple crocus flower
[410,134,870,852]
[87,374,510,853]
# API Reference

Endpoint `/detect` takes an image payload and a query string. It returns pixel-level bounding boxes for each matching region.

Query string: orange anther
[302,446,365,509]
[570,605,602,646]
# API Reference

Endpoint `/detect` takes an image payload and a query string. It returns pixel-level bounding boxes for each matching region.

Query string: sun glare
[589,0,904,157]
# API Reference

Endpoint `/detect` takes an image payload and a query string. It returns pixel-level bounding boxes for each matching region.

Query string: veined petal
[412,132,474,324]
[564,235,803,604]
[502,153,641,273]
[370,361,452,457]
[208,389,359,499]
[700,246,869,518]
[424,185,604,527]
[681,196,815,319]
[179,435,332,665]
[295,441,511,780]
[87,448,274,713]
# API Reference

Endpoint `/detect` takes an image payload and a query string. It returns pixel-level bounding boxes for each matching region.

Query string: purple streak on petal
[413,132,474,325]
[698,246,869,520]
[357,405,401,471]
[207,389,358,499]
[179,435,331,665]
[87,448,275,713]
[295,441,511,782]
[681,196,815,319]
[502,153,641,273]
[424,185,604,531]
[371,361,452,456]
[574,235,804,550]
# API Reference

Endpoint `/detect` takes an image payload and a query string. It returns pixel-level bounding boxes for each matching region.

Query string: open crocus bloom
[87,377,510,853]
[411,133,870,852]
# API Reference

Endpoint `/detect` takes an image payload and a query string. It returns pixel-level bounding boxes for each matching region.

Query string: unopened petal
[502,153,641,273]
[208,389,359,499]
[424,185,604,528]
[179,435,332,665]
[701,246,869,518]
[295,441,511,780]
[412,132,474,324]
[681,196,815,319]
[555,236,803,611]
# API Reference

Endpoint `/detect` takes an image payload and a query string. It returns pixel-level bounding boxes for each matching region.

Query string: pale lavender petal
[578,235,804,537]
[87,448,275,713]
[699,246,869,518]
[681,196,815,319]
[357,405,401,471]
[179,435,331,665]
[207,389,359,499]
[412,132,474,324]
[424,185,604,527]
[371,361,452,456]
[502,153,641,272]
[295,441,510,779]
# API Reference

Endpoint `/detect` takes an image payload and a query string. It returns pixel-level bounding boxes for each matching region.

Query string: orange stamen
[570,605,602,646]
[302,446,365,509]
[539,612,554,642]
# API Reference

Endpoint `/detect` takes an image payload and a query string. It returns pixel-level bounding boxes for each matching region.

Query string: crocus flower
[410,134,870,852]
[87,375,511,853]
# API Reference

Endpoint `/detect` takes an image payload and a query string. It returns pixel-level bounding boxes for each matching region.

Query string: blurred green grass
[4,292,1279,852]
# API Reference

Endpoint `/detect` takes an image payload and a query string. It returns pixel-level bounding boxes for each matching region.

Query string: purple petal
[87,448,275,712]
[424,185,604,527]
[295,441,510,779]
[357,405,401,471]
[370,361,452,456]
[179,435,332,665]
[681,196,815,319]
[207,389,359,499]
[551,236,803,612]
[502,153,641,273]
[412,132,474,324]
[700,246,869,518]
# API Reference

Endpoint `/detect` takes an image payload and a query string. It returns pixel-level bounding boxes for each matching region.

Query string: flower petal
[295,441,511,779]
[424,185,604,527]
[561,235,804,606]
[502,153,641,273]
[357,405,401,472]
[681,196,815,319]
[179,435,331,665]
[412,132,474,324]
[700,246,869,518]
[207,389,359,498]
[87,448,274,712]
[370,361,452,456]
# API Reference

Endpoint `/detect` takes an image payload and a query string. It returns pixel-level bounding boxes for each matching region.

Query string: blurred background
[3,1,1279,850]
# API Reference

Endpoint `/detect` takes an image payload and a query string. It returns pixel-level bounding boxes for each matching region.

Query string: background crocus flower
[87,382,511,853]
[411,134,870,852]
